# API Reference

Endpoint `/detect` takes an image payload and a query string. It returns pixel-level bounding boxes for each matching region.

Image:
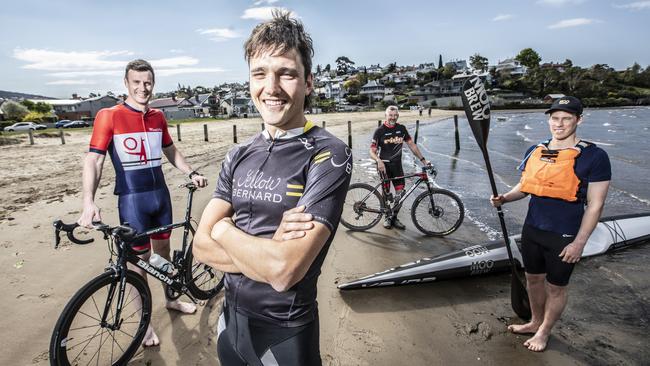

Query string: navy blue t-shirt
[521,141,611,235]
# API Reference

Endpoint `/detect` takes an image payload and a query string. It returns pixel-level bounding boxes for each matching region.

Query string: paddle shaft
[479,148,518,270]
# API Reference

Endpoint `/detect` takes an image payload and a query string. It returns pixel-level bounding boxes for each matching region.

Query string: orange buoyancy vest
[519,141,590,202]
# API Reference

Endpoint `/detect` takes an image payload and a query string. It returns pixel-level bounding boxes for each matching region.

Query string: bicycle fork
[100,267,129,331]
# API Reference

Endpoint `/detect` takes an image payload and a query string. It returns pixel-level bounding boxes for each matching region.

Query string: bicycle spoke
[69,327,103,364]
[75,308,106,323]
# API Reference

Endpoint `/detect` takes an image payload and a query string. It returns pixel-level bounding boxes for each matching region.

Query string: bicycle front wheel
[50,270,151,366]
[411,189,464,236]
[184,239,225,300]
[340,183,384,231]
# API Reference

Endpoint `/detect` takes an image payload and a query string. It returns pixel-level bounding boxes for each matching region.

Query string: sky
[1,0,649,99]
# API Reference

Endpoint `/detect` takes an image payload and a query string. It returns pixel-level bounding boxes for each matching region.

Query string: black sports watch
[189,170,201,179]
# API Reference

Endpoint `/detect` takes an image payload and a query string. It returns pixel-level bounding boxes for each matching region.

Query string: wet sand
[0,109,646,365]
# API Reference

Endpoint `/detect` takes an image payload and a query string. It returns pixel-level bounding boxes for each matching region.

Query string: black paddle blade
[461,76,491,150]
[511,273,532,320]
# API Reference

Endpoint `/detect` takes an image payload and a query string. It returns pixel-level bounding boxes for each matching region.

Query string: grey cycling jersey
[213,122,352,326]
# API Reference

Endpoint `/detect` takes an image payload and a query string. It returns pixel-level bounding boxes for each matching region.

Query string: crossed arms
[192,199,329,292]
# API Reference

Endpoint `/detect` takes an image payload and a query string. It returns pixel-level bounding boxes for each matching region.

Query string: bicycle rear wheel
[340,183,384,231]
[50,270,151,366]
[411,188,464,236]
[184,238,225,300]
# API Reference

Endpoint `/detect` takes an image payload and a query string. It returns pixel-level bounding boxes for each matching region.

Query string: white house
[495,58,528,76]
[360,80,386,101]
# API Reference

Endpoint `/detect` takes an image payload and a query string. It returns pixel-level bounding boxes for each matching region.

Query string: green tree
[34,102,53,114]
[335,56,355,75]
[343,79,361,94]
[441,64,455,80]
[438,54,443,69]
[316,64,322,75]
[622,62,642,86]
[324,64,331,74]
[515,48,541,69]
[469,53,488,72]
[1,100,29,121]
[386,62,397,73]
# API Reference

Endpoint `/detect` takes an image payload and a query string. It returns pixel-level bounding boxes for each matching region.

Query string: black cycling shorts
[520,224,576,286]
[380,161,405,191]
[216,302,322,366]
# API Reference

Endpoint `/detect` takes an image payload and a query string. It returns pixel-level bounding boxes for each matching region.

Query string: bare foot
[166,299,197,314]
[142,325,160,347]
[507,322,540,334]
[523,332,549,352]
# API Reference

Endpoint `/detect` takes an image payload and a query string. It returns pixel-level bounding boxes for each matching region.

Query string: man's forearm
[213,223,280,283]
[163,145,193,175]
[573,202,604,248]
[369,147,381,163]
[193,229,240,273]
[213,220,330,292]
[82,154,102,205]
[193,198,241,273]
[408,142,425,161]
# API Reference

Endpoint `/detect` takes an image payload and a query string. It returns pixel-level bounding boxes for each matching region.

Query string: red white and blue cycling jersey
[89,103,173,195]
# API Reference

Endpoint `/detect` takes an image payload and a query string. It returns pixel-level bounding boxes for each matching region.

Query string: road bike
[49,182,224,366]
[341,165,464,236]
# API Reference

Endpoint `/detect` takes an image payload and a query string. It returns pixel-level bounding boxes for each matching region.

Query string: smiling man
[490,96,611,352]
[193,11,351,365]
[78,59,208,347]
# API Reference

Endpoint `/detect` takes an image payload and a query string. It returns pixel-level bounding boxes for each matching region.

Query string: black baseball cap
[545,96,583,116]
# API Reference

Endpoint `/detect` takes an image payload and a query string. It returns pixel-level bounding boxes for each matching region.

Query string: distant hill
[0,90,54,100]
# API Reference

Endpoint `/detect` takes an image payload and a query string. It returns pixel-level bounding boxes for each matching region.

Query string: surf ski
[338,212,650,290]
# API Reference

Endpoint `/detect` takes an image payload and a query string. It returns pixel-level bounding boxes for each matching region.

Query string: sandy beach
[0,109,645,365]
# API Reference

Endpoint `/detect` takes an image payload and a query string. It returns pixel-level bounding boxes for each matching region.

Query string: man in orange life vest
[490,96,611,352]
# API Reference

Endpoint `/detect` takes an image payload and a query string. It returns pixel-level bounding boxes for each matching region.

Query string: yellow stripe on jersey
[304,121,315,133]
[287,184,304,189]
[286,192,303,197]
[313,151,331,164]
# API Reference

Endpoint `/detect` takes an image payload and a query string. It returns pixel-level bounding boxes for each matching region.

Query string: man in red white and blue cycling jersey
[77,59,207,347]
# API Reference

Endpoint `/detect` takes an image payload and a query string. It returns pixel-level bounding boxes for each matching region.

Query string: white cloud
[15,48,224,81]
[613,1,650,10]
[157,67,225,76]
[47,70,122,78]
[254,0,279,5]
[169,49,185,54]
[537,0,586,6]
[149,56,199,68]
[46,79,97,85]
[48,68,225,78]
[492,14,515,21]
[241,6,295,20]
[196,28,242,42]
[548,18,599,28]
[13,49,133,71]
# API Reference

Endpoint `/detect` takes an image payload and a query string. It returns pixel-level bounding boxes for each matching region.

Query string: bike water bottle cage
[519,140,591,202]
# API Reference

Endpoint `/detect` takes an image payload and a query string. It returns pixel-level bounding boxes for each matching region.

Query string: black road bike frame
[362,166,437,217]
[53,183,205,331]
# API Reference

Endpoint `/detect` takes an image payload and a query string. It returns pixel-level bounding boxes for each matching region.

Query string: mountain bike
[49,182,224,366]
[340,165,464,236]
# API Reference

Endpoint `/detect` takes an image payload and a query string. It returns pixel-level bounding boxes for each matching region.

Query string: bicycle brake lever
[53,220,94,247]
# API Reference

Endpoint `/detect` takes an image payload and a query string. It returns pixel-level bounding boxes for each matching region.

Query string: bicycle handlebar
[53,220,94,248]
[421,164,437,177]
[53,220,138,249]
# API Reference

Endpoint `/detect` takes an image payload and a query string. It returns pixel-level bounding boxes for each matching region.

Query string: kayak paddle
[461,76,532,320]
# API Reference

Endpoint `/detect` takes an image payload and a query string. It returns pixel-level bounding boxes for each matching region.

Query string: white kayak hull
[338,213,650,290]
